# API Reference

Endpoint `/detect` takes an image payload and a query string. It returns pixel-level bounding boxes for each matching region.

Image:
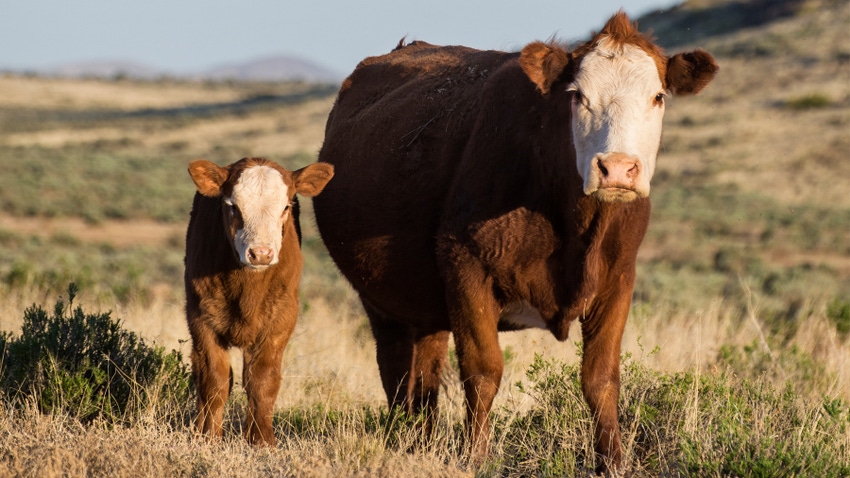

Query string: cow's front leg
[580,284,632,474]
[444,270,502,462]
[242,325,292,446]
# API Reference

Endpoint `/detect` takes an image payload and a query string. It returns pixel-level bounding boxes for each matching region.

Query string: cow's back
[315,42,515,327]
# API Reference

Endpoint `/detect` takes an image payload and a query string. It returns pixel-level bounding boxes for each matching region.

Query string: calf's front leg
[190,323,232,438]
[242,324,293,446]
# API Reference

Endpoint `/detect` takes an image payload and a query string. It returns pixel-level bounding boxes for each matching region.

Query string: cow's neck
[545,193,646,340]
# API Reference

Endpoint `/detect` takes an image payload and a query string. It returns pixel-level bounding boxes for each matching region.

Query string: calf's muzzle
[247,246,275,267]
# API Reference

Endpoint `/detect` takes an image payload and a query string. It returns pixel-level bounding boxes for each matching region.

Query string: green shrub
[488,352,849,476]
[495,353,592,475]
[827,298,850,338]
[0,284,191,423]
[785,93,831,110]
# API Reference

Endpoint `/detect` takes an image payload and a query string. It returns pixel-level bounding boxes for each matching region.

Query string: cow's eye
[654,92,666,105]
[223,199,239,218]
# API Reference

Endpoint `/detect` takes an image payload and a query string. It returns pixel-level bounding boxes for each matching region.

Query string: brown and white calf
[314,12,716,473]
[184,157,333,445]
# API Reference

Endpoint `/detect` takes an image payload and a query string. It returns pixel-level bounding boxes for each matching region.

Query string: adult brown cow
[185,157,333,445]
[313,12,717,472]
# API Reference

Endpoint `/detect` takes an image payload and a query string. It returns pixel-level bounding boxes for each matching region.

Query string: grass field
[1,0,849,476]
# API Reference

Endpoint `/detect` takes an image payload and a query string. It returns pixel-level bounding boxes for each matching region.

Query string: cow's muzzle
[584,152,646,202]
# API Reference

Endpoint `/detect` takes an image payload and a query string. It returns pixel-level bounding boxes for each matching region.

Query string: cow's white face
[569,37,665,203]
[225,165,291,269]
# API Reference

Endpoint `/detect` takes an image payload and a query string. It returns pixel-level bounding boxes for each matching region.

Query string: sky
[1,1,681,76]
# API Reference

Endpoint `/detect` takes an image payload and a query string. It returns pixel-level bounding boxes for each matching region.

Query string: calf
[184,157,333,445]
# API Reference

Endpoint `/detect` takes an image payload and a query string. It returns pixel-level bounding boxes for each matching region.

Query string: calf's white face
[226,165,290,269]
[570,38,665,203]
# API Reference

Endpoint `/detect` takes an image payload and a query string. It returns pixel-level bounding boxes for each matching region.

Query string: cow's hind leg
[409,328,449,435]
[363,299,414,414]
[190,324,232,438]
[365,300,449,442]
[242,325,293,446]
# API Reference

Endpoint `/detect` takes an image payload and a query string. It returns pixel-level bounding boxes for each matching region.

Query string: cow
[184,157,333,445]
[313,11,717,472]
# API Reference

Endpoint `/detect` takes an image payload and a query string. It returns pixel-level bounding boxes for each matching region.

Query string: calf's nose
[597,153,640,189]
[247,246,274,266]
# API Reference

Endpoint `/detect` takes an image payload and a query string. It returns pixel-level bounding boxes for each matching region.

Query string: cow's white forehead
[573,37,663,101]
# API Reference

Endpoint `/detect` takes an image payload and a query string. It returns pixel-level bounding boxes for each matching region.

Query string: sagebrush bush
[0,284,191,423]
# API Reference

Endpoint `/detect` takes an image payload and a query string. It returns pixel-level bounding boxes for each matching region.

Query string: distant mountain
[22,54,342,83]
[201,55,341,83]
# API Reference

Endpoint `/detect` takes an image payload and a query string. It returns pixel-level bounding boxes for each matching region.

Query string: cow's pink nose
[597,153,640,189]
[247,246,274,266]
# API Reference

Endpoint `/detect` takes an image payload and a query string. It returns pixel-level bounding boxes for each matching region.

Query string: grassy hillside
[0,0,848,475]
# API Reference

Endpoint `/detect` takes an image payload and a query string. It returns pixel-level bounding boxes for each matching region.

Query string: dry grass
[0,75,318,111]
[0,95,334,159]
[2,282,848,477]
[0,402,473,478]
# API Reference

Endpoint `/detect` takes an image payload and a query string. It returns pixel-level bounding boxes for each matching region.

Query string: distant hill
[200,55,341,83]
[636,0,813,47]
[19,55,342,83]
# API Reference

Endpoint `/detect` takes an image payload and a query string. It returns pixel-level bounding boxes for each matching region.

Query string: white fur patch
[569,38,665,200]
[500,301,547,330]
[229,165,289,268]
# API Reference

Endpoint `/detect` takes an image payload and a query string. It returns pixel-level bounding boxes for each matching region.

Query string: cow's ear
[293,162,334,197]
[188,160,228,197]
[666,49,718,96]
[520,41,571,95]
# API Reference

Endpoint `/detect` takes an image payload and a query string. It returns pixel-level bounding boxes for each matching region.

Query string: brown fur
[184,157,333,445]
[314,13,715,473]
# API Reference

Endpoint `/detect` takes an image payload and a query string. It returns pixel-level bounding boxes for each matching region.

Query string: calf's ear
[520,41,571,95]
[188,160,229,197]
[667,49,719,96]
[293,162,334,197]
